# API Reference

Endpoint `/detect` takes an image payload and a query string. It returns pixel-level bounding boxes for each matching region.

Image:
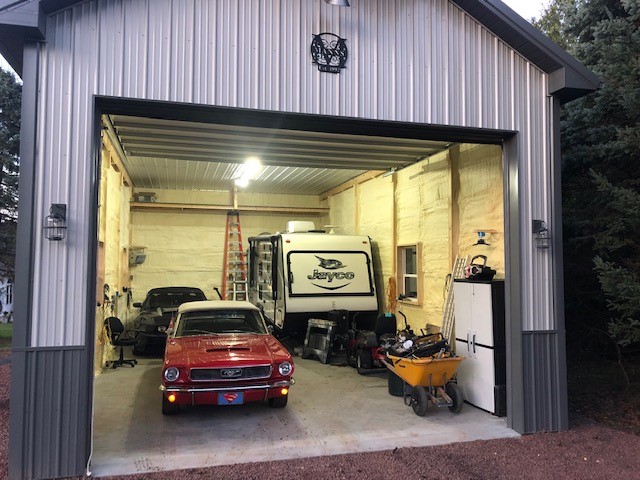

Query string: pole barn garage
[1,0,600,479]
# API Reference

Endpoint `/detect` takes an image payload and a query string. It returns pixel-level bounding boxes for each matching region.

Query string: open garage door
[90,99,512,477]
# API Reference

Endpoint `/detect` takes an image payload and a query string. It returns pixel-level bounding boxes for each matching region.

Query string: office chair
[104,316,138,368]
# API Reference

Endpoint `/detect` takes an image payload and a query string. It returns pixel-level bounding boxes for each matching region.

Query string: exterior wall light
[44,204,67,241]
[532,220,550,249]
[324,0,350,6]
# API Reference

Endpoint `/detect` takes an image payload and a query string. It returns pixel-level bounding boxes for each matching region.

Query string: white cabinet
[453,280,506,416]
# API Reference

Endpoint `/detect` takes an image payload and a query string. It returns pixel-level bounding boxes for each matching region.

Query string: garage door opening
[89,99,515,477]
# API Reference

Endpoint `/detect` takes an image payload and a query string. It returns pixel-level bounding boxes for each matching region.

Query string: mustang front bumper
[160,378,295,393]
[160,378,295,405]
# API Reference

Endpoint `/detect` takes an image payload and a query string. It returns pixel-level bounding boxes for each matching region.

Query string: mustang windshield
[175,309,268,336]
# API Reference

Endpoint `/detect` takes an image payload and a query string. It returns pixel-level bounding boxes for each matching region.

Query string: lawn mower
[346,307,422,374]
[346,312,397,374]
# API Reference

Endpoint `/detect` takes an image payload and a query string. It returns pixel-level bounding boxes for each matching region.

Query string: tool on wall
[222,211,248,300]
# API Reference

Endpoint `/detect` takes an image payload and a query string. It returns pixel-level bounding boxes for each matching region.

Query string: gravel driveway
[1,353,639,480]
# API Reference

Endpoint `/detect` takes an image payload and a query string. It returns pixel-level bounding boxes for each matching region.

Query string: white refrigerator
[453,279,506,416]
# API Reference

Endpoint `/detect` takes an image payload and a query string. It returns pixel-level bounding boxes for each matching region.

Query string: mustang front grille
[190,365,272,381]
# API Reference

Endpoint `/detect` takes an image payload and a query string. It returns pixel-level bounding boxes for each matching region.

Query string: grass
[0,323,12,351]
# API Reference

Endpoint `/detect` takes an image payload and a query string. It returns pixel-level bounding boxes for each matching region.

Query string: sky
[0,0,549,78]
[502,0,550,21]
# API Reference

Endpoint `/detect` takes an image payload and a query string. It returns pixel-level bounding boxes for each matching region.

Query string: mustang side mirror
[267,325,274,334]
[166,327,174,336]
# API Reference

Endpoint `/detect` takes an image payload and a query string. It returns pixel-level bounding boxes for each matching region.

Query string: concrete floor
[90,348,519,477]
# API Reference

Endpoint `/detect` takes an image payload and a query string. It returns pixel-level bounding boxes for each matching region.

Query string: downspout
[8,40,40,480]
[550,95,569,430]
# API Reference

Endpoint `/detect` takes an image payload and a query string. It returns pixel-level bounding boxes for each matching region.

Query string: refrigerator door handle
[472,333,476,354]
[466,332,470,353]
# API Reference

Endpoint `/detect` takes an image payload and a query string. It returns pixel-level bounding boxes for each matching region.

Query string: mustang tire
[268,395,288,408]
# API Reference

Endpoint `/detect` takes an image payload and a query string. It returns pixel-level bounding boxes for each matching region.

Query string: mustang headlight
[278,361,293,376]
[164,367,180,382]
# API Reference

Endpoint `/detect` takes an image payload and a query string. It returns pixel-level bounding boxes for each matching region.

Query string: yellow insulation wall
[327,144,504,332]
[357,176,395,307]
[396,151,452,329]
[95,145,132,374]
[129,188,323,309]
[456,144,505,275]
[327,188,357,235]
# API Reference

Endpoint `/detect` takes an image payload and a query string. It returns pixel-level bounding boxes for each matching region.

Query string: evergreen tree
[546,1,640,350]
[0,68,21,279]
[532,0,578,51]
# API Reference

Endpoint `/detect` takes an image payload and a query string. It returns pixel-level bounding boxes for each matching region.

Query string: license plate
[218,392,244,405]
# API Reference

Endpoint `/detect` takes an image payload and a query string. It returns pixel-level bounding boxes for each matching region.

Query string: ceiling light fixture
[324,0,350,6]
[234,177,250,188]
[381,167,398,178]
[244,156,262,179]
[233,157,263,189]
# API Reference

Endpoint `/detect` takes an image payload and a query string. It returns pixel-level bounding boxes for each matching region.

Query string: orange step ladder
[222,211,248,300]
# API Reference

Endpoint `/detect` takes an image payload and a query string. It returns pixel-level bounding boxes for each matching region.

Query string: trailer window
[397,244,422,304]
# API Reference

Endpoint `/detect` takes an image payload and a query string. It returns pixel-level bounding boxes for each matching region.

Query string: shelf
[131,201,329,215]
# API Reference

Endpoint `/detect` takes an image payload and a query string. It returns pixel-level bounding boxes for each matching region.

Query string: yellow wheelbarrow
[384,353,464,416]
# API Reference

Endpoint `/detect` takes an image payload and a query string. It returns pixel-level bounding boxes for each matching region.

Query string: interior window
[397,244,422,304]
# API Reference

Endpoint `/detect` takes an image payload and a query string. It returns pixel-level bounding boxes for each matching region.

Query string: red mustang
[160,300,294,415]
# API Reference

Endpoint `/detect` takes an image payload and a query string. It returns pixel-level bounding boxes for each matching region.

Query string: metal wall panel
[31,0,554,361]
[522,332,568,433]
[11,348,91,479]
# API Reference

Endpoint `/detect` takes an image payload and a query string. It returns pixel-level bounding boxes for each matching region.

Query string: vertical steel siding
[522,332,568,432]
[18,348,90,478]
[31,0,555,357]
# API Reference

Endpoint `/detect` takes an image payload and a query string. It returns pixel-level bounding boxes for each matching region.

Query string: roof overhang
[0,0,45,77]
[452,0,603,102]
[1,0,602,101]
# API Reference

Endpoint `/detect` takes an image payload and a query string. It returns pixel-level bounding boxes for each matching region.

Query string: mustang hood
[166,335,286,367]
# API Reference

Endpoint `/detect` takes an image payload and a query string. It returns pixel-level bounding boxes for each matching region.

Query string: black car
[133,286,206,354]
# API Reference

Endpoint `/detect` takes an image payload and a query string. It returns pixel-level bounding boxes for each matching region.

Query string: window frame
[396,243,423,305]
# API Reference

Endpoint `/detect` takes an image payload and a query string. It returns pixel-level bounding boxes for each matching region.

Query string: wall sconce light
[532,220,550,249]
[44,204,67,241]
[324,0,350,6]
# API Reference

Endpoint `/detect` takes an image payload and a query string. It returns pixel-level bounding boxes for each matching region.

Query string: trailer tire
[446,382,464,413]
[411,386,429,416]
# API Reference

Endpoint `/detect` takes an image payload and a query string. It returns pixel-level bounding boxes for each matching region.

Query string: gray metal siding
[30,0,556,347]
[11,348,91,479]
[522,332,568,433]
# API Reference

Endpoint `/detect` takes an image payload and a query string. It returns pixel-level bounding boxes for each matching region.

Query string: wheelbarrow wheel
[411,386,429,416]
[446,382,464,413]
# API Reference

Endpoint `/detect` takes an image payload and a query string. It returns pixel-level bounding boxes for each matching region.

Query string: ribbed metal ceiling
[109,115,452,194]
